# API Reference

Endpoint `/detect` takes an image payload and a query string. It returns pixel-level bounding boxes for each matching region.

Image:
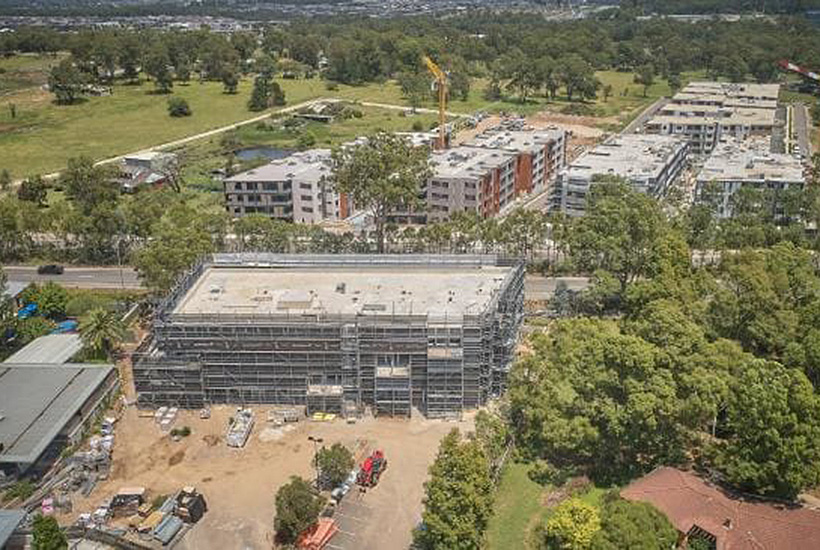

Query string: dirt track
[65,406,469,550]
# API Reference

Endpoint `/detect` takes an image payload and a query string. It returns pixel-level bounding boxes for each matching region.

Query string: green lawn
[487,463,548,550]
[486,462,611,550]
[177,105,441,192]
[0,53,64,95]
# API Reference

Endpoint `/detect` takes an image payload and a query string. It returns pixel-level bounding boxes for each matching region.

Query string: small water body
[234,147,293,161]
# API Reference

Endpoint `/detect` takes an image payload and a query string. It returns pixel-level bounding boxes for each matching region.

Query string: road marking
[338,529,356,537]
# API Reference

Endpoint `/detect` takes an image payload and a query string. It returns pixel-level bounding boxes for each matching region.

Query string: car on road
[37,264,64,275]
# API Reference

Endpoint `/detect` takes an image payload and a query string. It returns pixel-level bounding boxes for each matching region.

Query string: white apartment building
[551,134,689,216]
[696,139,805,218]
[224,150,347,224]
[645,82,780,155]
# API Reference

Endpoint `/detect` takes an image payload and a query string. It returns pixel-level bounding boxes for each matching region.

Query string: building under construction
[133,254,524,418]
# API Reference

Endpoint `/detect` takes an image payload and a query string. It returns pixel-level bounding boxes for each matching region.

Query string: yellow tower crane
[423,55,448,150]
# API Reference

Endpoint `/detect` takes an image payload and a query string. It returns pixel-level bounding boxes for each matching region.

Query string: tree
[61,156,118,215]
[602,84,613,102]
[331,133,431,253]
[710,360,820,499]
[145,43,173,94]
[48,58,86,104]
[133,202,227,292]
[414,429,493,550]
[176,55,192,84]
[508,319,691,483]
[590,494,677,550]
[315,443,354,488]
[538,56,561,99]
[32,514,67,550]
[222,67,239,94]
[398,71,429,111]
[270,82,286,106]
[545,498,601,550]
[79,307,125,360]
[634,64,655,97]
[558,54,599,102]
[17,175,47,206]
[274,476,325,544]
[0,169,11,191]
[20,282,68,319]
[668,73,682,96]
[167,97,191,117]
[248,75,271,111]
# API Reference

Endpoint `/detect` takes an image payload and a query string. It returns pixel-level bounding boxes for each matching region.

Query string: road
[622,97,669,134]
[3,265,142,289]
[792,102,812,157]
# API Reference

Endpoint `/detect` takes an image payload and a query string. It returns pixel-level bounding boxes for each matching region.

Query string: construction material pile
[297,517,338,550]
[227,408,255,448]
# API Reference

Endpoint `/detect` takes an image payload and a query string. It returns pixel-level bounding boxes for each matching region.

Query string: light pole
[308,436,324,487]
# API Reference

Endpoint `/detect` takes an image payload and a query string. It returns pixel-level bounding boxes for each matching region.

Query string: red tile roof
[621,467,820,550]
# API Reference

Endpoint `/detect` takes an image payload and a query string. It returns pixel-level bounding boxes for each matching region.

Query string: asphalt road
[793,102,812,157]
[622,97,669,134]
[3,265,142,289]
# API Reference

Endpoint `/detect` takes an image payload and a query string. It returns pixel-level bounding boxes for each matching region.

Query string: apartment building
[551,134,689,216]
[645,82,780,155]
[696,139,805,218]
[224,149,348,224]
[467,128,567,195]
[418,146,518,223]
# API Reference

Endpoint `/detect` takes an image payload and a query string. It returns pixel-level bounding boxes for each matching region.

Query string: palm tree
[79,308,125,360]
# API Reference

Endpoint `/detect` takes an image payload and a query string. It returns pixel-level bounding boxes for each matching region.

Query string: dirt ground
[62,406,469,550]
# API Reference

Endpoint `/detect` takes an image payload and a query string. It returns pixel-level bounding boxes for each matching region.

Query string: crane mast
[423,55,448,149]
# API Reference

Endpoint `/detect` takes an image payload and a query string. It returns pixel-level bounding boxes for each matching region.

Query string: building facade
[223,150,347,224]
[551,134,689,216]
[132,254,525,418]
[695,139,805,218]
[645,81,780,155]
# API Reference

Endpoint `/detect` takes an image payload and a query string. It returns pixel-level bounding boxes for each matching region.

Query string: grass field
[0,53,65,95]
[178,105,441,192]
[0,53,696,179]
[486,462,609,550]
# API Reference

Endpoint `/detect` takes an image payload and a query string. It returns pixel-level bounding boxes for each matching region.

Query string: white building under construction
[133,254,524,418]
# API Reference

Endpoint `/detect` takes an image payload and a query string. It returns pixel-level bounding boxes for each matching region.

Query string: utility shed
[134,254,525,418]
[0,364,118,474]
[3,334,82,364]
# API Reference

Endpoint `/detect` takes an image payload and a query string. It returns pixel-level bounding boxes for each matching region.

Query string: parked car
[37,264,64,275]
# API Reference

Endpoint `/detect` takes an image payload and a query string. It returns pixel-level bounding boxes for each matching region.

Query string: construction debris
[226,408,254,448]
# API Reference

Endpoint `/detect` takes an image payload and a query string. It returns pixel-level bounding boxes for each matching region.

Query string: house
[621,467,820,550]
[116,152,177,193]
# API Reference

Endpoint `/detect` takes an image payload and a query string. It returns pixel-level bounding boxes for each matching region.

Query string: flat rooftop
[226,149,331,184]
[467,128,565,155]
[697,139,805,184]
[563,134,686,182]
[173,264,514,318]
[0,364,115,464]
[431,146,516,180]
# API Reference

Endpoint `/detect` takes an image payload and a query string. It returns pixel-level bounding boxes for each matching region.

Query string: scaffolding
[133,254,525,417]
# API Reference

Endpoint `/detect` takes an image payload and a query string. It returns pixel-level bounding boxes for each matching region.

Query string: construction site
[133,254,525,418]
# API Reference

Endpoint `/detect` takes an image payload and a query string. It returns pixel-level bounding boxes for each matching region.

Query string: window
[234,182,244,191]
[300,183,312,190]
[264,182,277,191]
[301,195,312,201]
[302,206,314,213]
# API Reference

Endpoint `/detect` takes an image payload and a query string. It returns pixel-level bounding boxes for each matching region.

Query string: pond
[234,146,293,161]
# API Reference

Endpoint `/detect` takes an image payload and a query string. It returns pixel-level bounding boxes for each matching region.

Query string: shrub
[167,97,192,117]
[325,81,339,91]
[412,120,424,132]
[5,479,36,502]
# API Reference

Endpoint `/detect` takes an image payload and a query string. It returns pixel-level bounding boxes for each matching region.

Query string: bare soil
[63,406,468,550]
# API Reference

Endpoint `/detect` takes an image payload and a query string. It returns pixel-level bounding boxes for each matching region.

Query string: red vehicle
[357,450,387,488]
